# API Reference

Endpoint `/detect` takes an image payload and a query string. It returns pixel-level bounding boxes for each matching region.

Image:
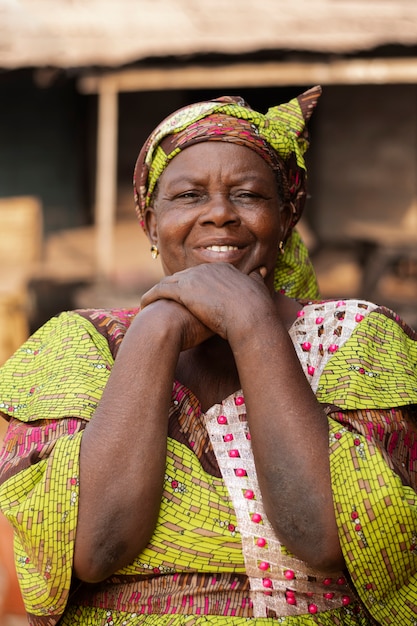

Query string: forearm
[74,305,182,582]
[231,313,343,571]
[139,267,343,569]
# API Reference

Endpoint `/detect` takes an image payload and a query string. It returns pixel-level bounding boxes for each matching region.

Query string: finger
[140,284,160,308]
[140,281,180,308]
[249,266,267,281]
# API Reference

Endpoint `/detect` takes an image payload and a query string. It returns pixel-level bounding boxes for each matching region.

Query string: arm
[73,301,211,583]
[230,301,343,572]
[141,263,343,572]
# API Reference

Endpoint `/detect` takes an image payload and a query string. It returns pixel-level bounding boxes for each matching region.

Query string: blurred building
[0,0,417,333]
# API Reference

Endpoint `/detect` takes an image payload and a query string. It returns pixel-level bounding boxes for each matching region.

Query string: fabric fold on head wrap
[133,86,322,299]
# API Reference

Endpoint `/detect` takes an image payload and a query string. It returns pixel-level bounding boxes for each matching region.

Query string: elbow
[278,529,343,572]
[302,543,345,573]
[73,508,160,582]
[265,511,344,573]
[73,539,131,584]
[74,562,112,585]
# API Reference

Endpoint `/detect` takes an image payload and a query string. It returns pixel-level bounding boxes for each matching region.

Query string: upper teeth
[207,245,238,252]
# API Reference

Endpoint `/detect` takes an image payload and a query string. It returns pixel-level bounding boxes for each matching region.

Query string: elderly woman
[0,86,416,626]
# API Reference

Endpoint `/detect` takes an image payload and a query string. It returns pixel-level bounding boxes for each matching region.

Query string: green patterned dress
[0,300,416,625]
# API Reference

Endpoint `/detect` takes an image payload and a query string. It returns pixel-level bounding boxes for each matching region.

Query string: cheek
[254,217,284,269]
[157,207,194,237]
[251,213,283,245]
[155,214,191,271]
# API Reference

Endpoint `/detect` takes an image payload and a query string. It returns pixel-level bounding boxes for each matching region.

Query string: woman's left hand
[140,262,273,340]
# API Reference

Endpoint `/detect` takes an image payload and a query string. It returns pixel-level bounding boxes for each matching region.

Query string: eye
[178,191,200,199]
[236,191,259,198]
[168,189,203,204]
[233,189,265,202]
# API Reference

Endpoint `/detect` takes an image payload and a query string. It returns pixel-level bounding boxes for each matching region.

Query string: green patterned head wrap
[133,86,322,299]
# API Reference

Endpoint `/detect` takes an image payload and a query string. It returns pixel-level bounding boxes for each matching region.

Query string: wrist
[228,301,285,350]
[126,301,184,352]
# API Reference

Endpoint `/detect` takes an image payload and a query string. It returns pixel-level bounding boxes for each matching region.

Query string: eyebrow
[165,171,272,186]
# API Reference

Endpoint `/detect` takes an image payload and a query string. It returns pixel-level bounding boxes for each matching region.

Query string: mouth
[205,245,239,252]
[196,242,247,266]
[193,239,248,264]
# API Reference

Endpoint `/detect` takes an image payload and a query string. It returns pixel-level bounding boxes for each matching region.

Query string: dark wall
[0,69,94,233]
[310,84,417,241]
[117,90,183,218]
[0,74,316,233]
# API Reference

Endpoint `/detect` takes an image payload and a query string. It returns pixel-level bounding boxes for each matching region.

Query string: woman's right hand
[139,297,214,351]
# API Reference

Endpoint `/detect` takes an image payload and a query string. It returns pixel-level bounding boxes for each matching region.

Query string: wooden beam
[79,58,417,94]
[94,77,118,281]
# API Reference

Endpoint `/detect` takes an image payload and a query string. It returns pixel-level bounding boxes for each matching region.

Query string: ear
[144,206,158,245]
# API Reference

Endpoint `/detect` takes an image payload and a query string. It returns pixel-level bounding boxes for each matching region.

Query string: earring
[150,244,159,260]
[278,241,285,255]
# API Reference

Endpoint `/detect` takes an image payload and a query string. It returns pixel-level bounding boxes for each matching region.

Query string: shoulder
[292,299,379,342]
[0,308,141,424]
[74,307,140,359]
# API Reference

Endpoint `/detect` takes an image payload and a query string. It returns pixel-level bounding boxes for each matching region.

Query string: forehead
[158,141,277,184]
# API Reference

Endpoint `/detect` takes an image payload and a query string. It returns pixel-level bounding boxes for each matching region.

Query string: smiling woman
[1,87,417,626]
[144,142,288,282]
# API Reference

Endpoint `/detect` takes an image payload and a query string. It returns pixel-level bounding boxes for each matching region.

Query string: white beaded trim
[205,394,351,618]
[203,301,377,616]
[289,299,377,393]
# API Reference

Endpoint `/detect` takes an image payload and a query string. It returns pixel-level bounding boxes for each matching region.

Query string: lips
[195,242,248,267]
[205,245,239,252]
[194,241,245,264]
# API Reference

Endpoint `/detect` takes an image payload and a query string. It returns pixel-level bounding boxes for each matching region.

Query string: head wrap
[133,86,322,299]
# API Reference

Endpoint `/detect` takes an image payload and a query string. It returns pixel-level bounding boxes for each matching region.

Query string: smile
[205,245,239,252]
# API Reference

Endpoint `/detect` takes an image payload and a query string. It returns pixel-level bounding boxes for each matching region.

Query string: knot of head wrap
[134,86,322,231]
[133,86,322,300]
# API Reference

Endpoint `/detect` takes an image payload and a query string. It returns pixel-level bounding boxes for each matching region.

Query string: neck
[176,336,239,411]
[196,334,233,361]
[184,335,238,380]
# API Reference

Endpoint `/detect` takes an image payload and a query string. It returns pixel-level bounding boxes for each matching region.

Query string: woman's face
[145,141,292,290]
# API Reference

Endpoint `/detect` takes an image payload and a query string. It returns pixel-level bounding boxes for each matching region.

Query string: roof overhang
[78,58,417,95]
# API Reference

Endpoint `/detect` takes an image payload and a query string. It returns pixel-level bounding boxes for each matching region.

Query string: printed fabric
[0,301,416,624]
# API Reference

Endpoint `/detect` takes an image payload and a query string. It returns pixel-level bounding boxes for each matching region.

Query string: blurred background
[1,1,417,621]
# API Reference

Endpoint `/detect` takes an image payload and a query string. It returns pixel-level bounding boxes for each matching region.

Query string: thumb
[249,266,267,281]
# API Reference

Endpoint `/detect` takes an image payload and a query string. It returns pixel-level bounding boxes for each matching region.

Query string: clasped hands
[140,262,273,351]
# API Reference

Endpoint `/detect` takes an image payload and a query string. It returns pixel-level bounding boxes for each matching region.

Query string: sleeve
[0,431,82,619]
[329,417,417,622]
[0,312,115,621]
[0,310,114,424]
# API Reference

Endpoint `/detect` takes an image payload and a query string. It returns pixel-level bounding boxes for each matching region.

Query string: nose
[198,193,241,227]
